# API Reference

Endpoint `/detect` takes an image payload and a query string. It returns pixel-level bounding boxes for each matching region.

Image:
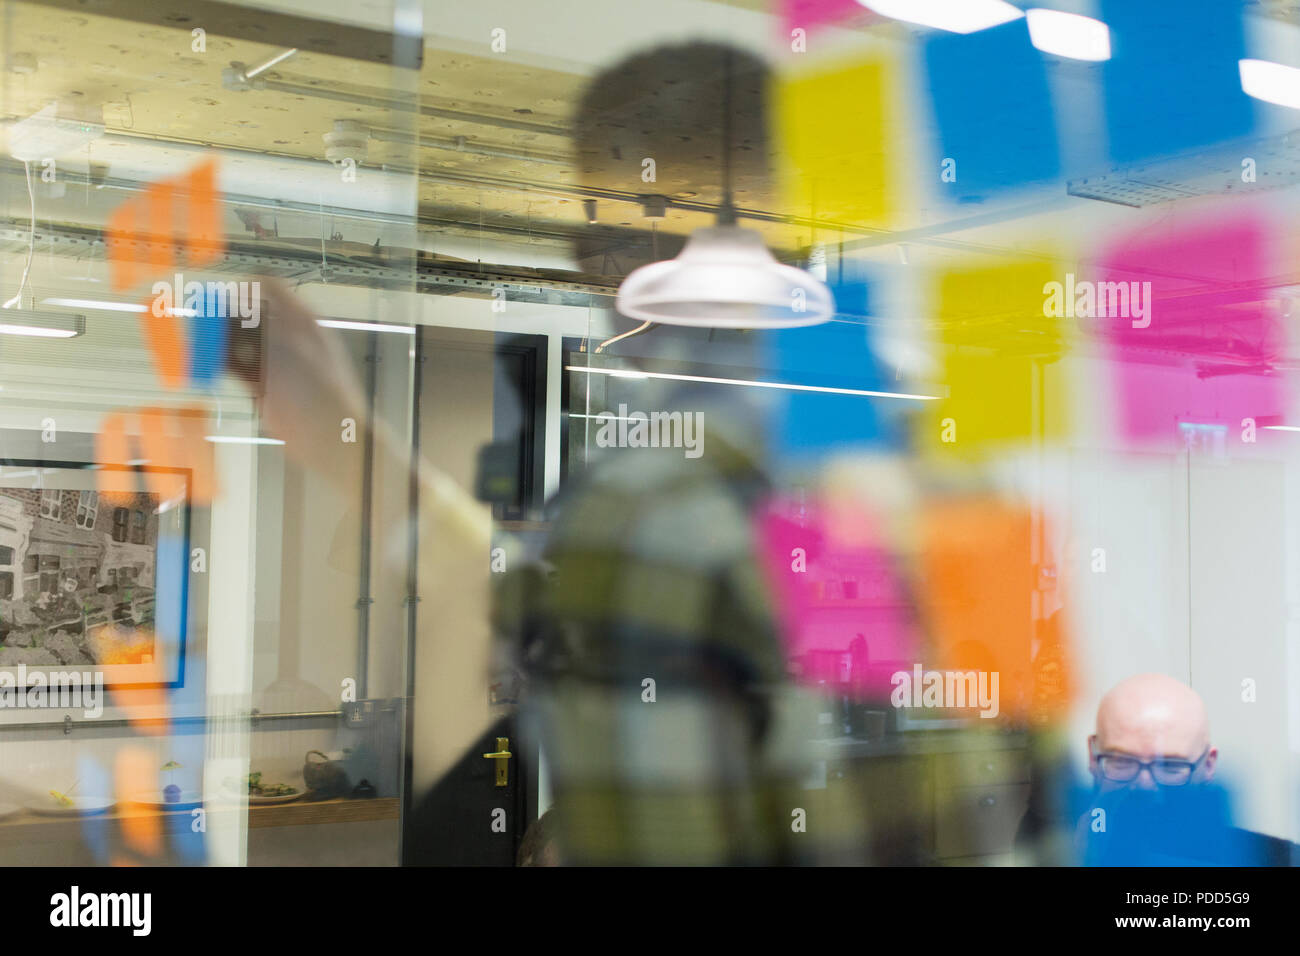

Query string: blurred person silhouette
[516,808,561,866]
[516,42,869,866]
[524,366,799,864]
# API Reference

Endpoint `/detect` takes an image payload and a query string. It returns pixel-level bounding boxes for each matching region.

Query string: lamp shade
[615,224,835,328]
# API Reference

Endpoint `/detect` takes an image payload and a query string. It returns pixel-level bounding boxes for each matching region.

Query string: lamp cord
[2,160,36,310]
[595,319,652,354]
[719,51,736,226]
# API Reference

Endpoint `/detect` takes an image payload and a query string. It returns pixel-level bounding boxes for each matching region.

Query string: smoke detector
[323,120,369,165]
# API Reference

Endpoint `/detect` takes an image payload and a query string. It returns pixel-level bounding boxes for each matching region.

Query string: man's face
[1088,723,1217,793]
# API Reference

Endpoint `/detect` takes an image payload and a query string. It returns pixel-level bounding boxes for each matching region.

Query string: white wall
[1046,354,1300,842]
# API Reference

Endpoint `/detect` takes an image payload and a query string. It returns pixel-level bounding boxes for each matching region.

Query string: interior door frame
[399,325,548,864]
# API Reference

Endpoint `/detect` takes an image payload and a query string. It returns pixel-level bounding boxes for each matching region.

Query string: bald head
[1090,673,1216,790]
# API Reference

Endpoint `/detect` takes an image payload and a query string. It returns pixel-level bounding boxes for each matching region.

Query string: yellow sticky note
[773,56,896,228]
[920,257,1070,456]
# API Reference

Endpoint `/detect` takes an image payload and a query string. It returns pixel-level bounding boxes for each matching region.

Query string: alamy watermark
[1043,273,1151,329]
[151,272,261,328]
[50,886,150,935]
[0,665,103,718]
[593,404,704,459]
[890,663,999,719]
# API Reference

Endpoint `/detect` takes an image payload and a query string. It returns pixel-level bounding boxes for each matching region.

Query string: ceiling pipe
[367,127,570,166]
[224,48,299,89]
[244,47,299,80]
[252,77,569,137]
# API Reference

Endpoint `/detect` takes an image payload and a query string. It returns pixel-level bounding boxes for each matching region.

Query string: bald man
[1020,674,1291,864]
[1017,673,1224,863]
[1088,673,1217,793]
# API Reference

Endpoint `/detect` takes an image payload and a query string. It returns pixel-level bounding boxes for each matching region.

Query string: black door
[402,715,532,865]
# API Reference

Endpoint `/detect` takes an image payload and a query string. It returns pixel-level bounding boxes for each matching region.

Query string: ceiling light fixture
[583,199,598,224]
[204,436,286,445]
[860,0,1024,34]
[0,309,85,338]
[1025,9,1111,61]
[316,318,415,335]
[1239,58,1300,110]
[41,297,197,317]
[616,52,834,329]
[617,227,833,328]
[566,365,939,401]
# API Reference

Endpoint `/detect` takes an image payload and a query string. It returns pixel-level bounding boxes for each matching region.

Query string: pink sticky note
[1092,210,1289,447]
[783,0,872,36]
[756,495,919,698]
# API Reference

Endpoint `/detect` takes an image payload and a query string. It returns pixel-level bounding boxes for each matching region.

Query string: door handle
[482,737,511,787]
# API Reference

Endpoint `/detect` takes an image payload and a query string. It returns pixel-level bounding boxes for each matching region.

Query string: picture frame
[0,459,190,690]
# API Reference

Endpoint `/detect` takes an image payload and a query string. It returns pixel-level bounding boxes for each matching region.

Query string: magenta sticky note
[1090,210,1289,447]
[782,0,870,35]
[756,495,920,698]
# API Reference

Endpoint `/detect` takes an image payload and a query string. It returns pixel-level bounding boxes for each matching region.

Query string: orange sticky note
[916,498,1035,721]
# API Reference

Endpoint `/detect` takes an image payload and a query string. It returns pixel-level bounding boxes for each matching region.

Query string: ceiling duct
[1067,131,1300,207]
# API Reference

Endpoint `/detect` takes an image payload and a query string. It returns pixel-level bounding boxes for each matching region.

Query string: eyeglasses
[1094,748,1209,787]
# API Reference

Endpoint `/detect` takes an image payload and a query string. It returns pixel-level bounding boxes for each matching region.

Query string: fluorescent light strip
[1263,425,1300,432]
[317,319,415,335]
[47,302,411,333]
[0,323,79,338]
[43,298,140,313]
[569,413,642,422]
[566,365,939,401]
[42,298,197,317]
[204,436,286,445]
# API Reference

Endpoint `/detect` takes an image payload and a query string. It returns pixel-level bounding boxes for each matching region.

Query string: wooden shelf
[247,796,397,829]
[0,796,397,844]
[495,520,551,532]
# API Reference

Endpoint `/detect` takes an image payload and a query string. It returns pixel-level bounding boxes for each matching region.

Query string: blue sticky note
[923,18,1060,203]
[187,288,230,386]
[1073,781,1273,867]
[760,270,906,463]
[1101,0,1255,166]
[154,527,186,677]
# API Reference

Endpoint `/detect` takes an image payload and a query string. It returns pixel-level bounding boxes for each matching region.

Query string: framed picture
[0,460,190,689]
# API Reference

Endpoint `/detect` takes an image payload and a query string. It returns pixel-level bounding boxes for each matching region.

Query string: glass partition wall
[0,0,422,865]
[2,0,1298,871]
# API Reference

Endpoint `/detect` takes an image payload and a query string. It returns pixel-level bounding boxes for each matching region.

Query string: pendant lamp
[614,53,834,329]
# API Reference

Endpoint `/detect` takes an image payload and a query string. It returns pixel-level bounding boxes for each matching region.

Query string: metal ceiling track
[0,156,641,254]
[0,223,619,307]
[81,128,889,241]
[0,126,1055,266]
[19,0,422,68]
